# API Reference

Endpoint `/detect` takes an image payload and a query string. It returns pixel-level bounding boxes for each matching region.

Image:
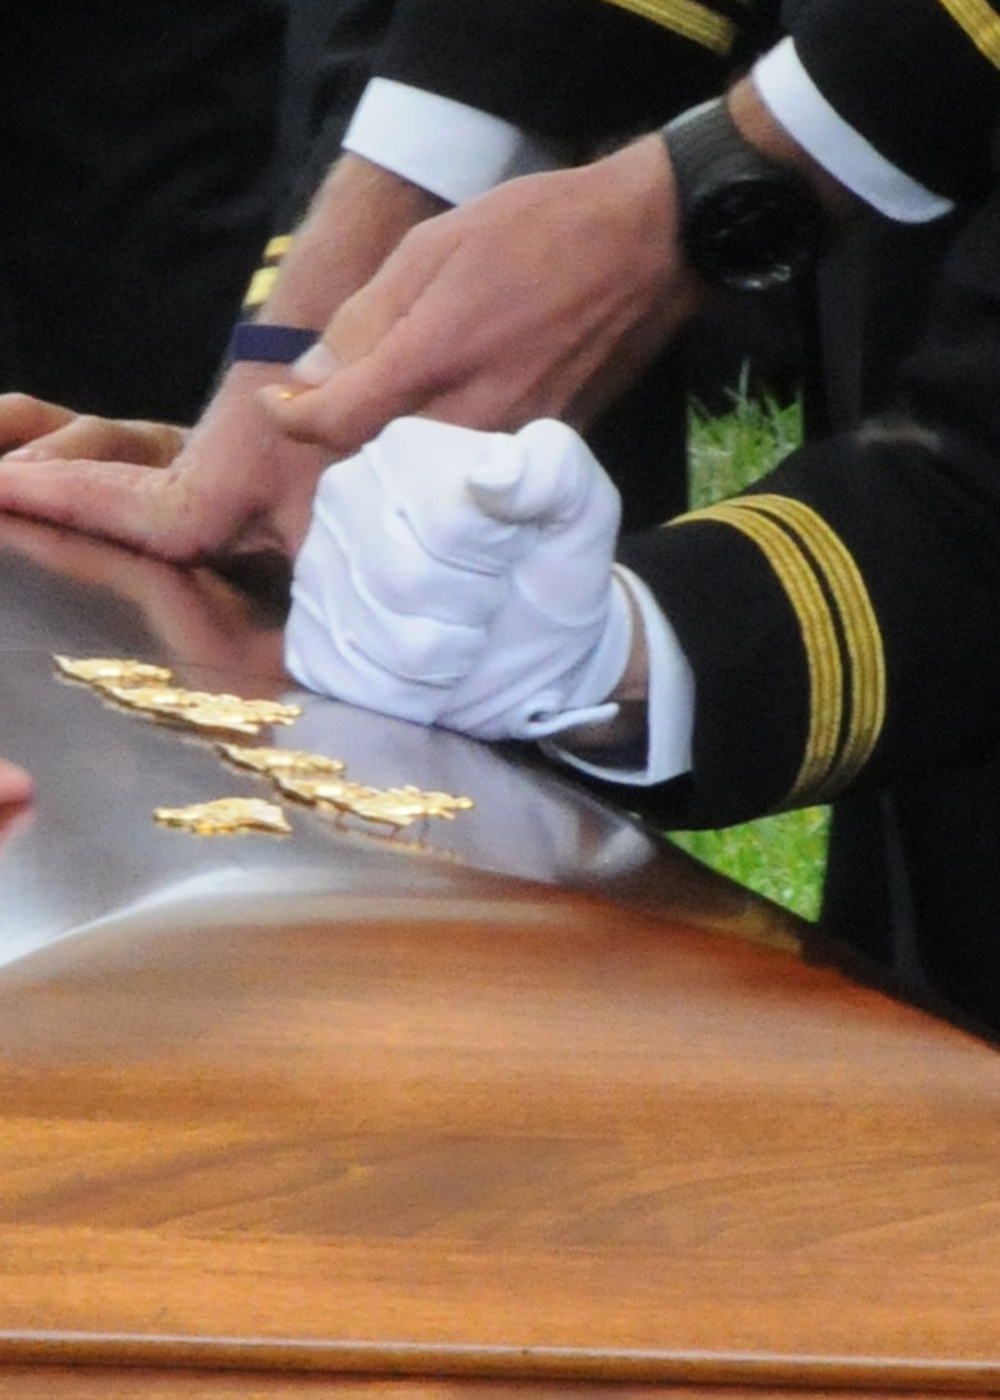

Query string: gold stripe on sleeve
[242,234,293,313]
[264,234,294,261]
[600,0,738,53]
[242,265,280,311]
[937,0,1000,68]
[742,496,886,794]
[671,501,845,803]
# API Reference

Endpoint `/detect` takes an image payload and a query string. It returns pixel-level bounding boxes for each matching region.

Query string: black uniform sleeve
[248,0,779,309]
[783,0,1000,205]
[372,0,779,152]
[272,0,396,230]
[598,175,1000,831]
[4,0,284,422]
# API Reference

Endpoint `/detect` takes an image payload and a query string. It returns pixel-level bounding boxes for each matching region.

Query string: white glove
[286,417,632,741]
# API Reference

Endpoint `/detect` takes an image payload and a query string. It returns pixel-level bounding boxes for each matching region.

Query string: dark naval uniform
[370,0,779,152]
[586,0,1000,1039]
[265,0,783,230]
[0,1,284,422]
[239,0,1000,1039]
[271,0,394,231]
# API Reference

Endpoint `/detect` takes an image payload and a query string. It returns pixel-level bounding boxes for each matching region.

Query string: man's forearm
[256,153,450,330]
[727,73,857,226]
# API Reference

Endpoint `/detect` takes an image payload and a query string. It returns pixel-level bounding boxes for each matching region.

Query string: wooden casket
[2,518,1000,1398]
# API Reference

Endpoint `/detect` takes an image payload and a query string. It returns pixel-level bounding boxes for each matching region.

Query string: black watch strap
[663,97,822,291]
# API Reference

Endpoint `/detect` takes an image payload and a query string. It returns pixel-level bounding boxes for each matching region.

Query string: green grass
[687,382,804,509]
[667,381,829,922]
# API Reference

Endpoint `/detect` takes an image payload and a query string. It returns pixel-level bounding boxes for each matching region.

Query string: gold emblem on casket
[53,657,301,735]
[179,696,302,735]
[274,773,378,808]
[53,655,474,836]
[153,796,292,835]
[97,683,301,735]
[53,655,173,685]
[274,773,473,828]
[217,743,346,776]
[348,786,475,827]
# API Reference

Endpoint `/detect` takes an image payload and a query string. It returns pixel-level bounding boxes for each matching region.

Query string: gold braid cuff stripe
[673,502,844,804]
[743,496,886,798]
[600,0,737,53]
[263,235,293,260]
[670,495,885,807]
[937,0,1000,69]
[243,233,294,312]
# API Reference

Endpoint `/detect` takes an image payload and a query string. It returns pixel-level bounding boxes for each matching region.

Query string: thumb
[467,419,611,529]
[289,339,341,388]
[470,420,622,626]
[257,335,428,455]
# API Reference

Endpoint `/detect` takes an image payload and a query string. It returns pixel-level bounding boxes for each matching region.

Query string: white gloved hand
[286,417,632,740]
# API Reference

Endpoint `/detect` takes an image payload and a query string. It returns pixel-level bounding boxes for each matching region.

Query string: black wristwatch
[662,97,823,291]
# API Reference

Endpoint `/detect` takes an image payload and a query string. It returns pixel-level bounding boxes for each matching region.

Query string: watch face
[690,175,821,292]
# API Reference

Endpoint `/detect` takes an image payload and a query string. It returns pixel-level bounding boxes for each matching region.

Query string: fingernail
[291,342,340,385]
[1,447,40,461]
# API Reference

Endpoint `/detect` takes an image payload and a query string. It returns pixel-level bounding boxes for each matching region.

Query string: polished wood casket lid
[1,523,1000,1393]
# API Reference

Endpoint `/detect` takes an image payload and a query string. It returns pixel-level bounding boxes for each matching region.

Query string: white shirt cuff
[546,565,694,788]
[754,37,954,223]
[342,77,566,206]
